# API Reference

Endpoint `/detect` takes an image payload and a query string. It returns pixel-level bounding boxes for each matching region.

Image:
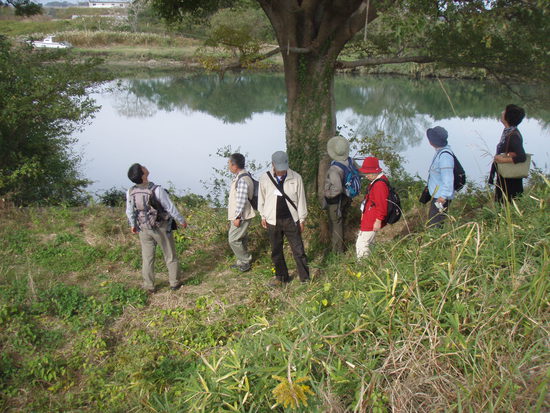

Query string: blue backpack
[332,158,361,198]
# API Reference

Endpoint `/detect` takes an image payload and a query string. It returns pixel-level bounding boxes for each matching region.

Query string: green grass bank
[0,180,548,411]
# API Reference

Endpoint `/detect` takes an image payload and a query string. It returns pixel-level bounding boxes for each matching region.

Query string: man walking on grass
[126,163,187,294]
[227,153,255,272]
[258,151,310,286]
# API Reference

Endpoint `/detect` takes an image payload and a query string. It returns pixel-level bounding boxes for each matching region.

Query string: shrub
[0,36,103,205]
[98,187,126,207]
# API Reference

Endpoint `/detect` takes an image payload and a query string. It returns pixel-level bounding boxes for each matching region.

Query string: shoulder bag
[496,133,531,179]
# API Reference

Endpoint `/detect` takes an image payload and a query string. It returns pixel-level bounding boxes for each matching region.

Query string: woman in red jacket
[356,157,389,259]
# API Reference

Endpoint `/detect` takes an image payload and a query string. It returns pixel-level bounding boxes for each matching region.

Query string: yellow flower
[272,375,314,409]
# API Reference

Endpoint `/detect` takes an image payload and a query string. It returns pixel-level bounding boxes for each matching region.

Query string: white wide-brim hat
[327,135,350,162]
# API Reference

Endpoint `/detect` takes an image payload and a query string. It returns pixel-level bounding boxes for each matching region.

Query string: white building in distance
[88,0,131,8]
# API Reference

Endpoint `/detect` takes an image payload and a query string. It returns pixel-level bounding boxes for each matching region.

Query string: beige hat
[327,136,350,162]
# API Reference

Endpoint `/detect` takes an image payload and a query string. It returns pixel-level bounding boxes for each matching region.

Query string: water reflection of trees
[112,73,549,144]
[113,74,287,123]
[334,76,549,148]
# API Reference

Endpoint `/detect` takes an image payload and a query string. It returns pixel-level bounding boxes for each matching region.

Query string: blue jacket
[428,146,455,200]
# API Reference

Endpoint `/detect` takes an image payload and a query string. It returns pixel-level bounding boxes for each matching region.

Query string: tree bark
[258,0,379,202]
[283,50,337,202]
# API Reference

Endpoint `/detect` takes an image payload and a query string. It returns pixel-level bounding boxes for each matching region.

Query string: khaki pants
[228,218,252,265]
[356,230,376,259]
[138,221,180,290]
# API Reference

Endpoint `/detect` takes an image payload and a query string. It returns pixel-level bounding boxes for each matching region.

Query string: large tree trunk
[258,0,377,201]
[283,52,337,202]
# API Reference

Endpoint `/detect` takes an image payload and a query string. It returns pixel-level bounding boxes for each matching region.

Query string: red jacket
[360,176,389,231]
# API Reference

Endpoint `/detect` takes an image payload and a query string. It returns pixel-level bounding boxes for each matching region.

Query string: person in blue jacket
[426,126,455,227]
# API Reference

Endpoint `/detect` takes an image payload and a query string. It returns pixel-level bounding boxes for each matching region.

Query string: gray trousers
[138,221,180,290]
[327,196,351,253]
[228,218,252,265]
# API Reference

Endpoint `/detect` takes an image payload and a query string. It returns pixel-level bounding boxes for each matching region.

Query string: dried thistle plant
[272,375,314,409]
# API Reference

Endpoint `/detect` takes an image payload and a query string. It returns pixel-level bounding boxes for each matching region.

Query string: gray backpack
[130,183,168,230]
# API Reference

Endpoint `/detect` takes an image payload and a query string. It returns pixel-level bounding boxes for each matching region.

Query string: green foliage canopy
[5,0,43,17]
[0,37,103,205]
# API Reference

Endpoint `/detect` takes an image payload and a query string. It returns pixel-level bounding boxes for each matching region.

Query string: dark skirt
[495,174,523,203]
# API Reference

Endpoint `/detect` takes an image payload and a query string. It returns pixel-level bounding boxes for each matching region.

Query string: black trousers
[495,175,523,203]
[267,217,310,282]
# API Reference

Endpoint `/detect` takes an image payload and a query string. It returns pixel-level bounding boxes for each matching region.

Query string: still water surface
[75,73,549,196]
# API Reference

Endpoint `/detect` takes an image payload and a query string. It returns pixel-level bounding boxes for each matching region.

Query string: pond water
[74,73,550,196]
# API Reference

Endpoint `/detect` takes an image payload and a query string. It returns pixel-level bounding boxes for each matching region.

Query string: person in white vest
[125,163,187,294]
[227,153,255,272]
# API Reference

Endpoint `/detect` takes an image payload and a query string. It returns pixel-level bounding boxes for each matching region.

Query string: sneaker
[170,283,182,291]
[231,263,251,272]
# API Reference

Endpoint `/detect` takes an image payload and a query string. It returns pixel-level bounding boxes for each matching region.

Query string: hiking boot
[170,283,182,291]
[238,263,251,272]
[144,288,155,296]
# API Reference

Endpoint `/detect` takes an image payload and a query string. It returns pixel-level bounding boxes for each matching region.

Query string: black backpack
[236,172,259,210]
[440,150,466,192]
[368,178,402,225]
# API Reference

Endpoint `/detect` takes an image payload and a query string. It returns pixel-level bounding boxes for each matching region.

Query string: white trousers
[355,231,376,259]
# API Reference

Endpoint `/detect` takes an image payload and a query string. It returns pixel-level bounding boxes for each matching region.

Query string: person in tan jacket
[258,151,310,286]
[227,153,255,272]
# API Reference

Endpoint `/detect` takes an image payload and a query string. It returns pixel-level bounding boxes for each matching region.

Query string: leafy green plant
[42,283,87,318]
[25,355,67,385]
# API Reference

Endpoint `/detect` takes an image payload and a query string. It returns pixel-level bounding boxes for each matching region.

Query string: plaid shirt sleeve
[234,177,249,219]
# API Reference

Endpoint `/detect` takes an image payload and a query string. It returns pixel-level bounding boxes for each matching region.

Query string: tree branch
[336,55,434,69]
[218,46,310,73]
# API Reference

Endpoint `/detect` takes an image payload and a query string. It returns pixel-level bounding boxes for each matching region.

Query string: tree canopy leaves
[4,0,43,17]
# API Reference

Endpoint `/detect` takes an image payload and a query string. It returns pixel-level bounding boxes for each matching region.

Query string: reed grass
[45,30,193,47]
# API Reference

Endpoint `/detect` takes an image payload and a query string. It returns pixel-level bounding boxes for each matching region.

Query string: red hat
[359,157,382,174]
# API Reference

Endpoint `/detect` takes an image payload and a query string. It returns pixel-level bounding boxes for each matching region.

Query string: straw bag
[496,133,531,178]
[496,154,532,178]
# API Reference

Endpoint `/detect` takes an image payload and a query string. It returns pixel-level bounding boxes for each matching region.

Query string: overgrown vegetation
[0,175,548,411]
[0,37,104,205]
